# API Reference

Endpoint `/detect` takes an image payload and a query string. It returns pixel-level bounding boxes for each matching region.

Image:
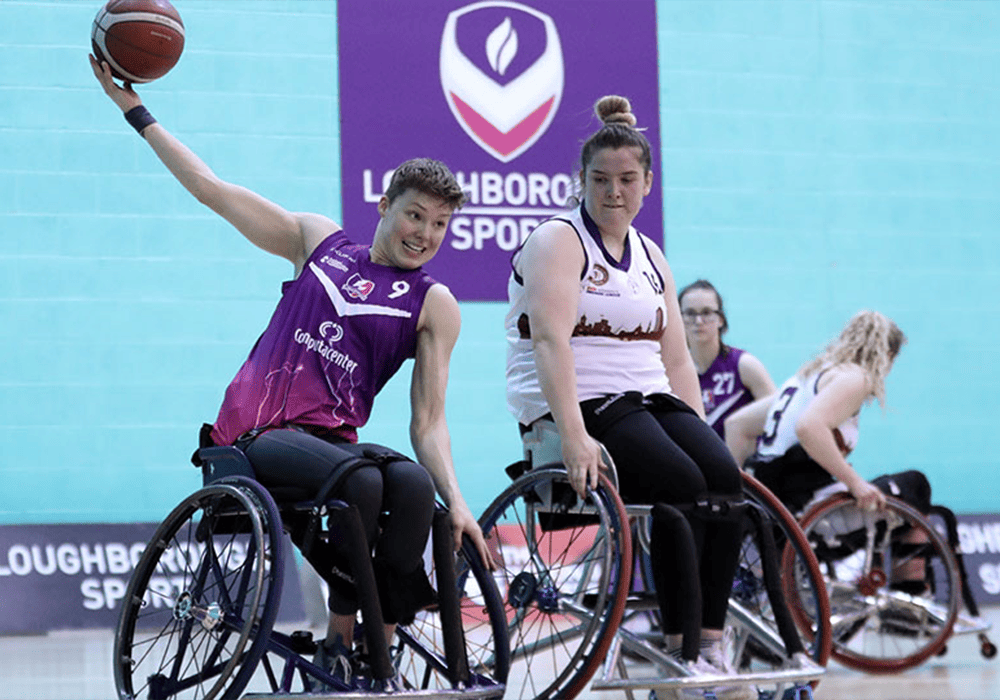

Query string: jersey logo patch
[319,321,344,342]
[343,273,375,300]
[587,264,609,287]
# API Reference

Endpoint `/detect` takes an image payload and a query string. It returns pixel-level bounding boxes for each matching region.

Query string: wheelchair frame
[793,491,995,674]
[113,446,510,700]
[476,421,830,700]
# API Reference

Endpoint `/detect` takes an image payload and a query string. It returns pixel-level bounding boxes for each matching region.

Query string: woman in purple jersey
[92,57,490,679]
[678,280,775,440]
[506,96,753,699]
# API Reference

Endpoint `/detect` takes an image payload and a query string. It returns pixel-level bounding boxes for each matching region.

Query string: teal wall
[1,0,998,525]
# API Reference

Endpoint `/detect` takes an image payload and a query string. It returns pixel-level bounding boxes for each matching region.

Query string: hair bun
[594,95,637,127]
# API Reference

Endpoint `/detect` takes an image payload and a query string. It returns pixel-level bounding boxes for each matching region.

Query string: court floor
[1,606,996,700]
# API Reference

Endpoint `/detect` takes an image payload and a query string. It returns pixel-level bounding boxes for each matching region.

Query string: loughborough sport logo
[440,1,563,163]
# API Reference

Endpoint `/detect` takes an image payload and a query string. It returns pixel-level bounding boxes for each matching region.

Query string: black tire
[478,469,631,700]
[114,478,284,700]
[798,493,960,673]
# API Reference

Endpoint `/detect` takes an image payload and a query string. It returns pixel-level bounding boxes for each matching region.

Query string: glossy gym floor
[0,605,996,700]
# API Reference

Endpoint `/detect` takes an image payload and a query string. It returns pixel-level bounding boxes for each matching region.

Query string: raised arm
[520,221,606,497]
[410,284,491,565]
[90,56,337,272]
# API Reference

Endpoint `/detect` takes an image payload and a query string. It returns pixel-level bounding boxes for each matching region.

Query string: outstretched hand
[89,54,141,113]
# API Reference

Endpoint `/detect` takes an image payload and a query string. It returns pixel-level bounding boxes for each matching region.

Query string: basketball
[91,0,185,83]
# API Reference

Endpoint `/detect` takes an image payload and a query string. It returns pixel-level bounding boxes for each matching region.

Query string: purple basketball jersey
[211,230,436,445]
[699,347,752,440]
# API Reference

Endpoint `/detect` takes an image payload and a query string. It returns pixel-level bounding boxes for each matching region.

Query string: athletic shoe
[313,637,355,689]
[658,655,757,700]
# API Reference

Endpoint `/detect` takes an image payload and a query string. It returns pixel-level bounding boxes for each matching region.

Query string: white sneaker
[688,654,756,700]
[703,637,737,675]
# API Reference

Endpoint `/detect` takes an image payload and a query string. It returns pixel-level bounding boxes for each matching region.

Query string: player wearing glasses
[678,280,775,440]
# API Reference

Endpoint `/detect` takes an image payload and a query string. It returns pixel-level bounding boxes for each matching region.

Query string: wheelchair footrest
[243,687,506,700]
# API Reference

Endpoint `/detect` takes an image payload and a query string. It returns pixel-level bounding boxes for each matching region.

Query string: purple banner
[0,522,305,634]
[338,0,661,301]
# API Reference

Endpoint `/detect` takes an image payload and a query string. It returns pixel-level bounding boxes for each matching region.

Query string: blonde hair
[799,310,906,408]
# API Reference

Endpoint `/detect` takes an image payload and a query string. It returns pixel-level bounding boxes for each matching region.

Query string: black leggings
[580,392,744,632]
[244,428,436,616]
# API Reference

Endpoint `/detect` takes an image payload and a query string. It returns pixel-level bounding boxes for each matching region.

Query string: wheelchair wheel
[636,473,832,691]
[737,473,832,680]
[478,468,631,700]
[798,493,960,673]
[391,534,511,691]
[114,477,284,700]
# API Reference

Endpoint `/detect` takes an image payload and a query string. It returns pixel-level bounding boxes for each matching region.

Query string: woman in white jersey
[506,95,752,699]
[726,310,915,514]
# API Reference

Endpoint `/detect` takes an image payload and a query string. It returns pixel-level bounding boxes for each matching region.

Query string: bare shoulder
[738,351,776,394]
[517,218,584,281]
[817,362,870,395]
[417,283,460,339]
[298,212,342,258]
[521,218,578,256]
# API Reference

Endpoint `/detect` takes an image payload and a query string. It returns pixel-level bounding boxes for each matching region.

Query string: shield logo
[342,273,375,301]
[440,1,564,163]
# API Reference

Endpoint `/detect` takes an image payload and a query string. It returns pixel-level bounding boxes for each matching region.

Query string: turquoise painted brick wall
[1,0,998,525]
[658,0,1000,511]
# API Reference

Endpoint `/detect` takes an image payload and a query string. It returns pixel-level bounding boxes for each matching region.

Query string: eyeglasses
[681,309,720,323]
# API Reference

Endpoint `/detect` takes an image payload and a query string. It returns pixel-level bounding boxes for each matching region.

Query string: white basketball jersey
[506,205,672,425]
[755,368,860,459]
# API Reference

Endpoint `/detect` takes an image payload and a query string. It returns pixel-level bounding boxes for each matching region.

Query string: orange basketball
[91,0,185,83]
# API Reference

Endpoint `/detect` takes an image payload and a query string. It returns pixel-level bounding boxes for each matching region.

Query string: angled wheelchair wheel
[479,468,631,700]
[734,473,832,688]
[798,493,960,673]
[114,477,284,700]
[391,534,511,692]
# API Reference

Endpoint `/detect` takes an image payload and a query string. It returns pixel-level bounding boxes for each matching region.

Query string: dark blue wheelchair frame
[112,445,509,700]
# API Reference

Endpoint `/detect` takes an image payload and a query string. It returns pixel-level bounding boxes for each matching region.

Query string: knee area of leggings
[705,463,744,495]
[651,502,689,528]
[387,461,436,504]
[341,467,384,503]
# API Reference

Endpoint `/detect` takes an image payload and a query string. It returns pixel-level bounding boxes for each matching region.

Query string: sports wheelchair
[474,420,831,700]
[787,491,995,674]
[112,444,510,700]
